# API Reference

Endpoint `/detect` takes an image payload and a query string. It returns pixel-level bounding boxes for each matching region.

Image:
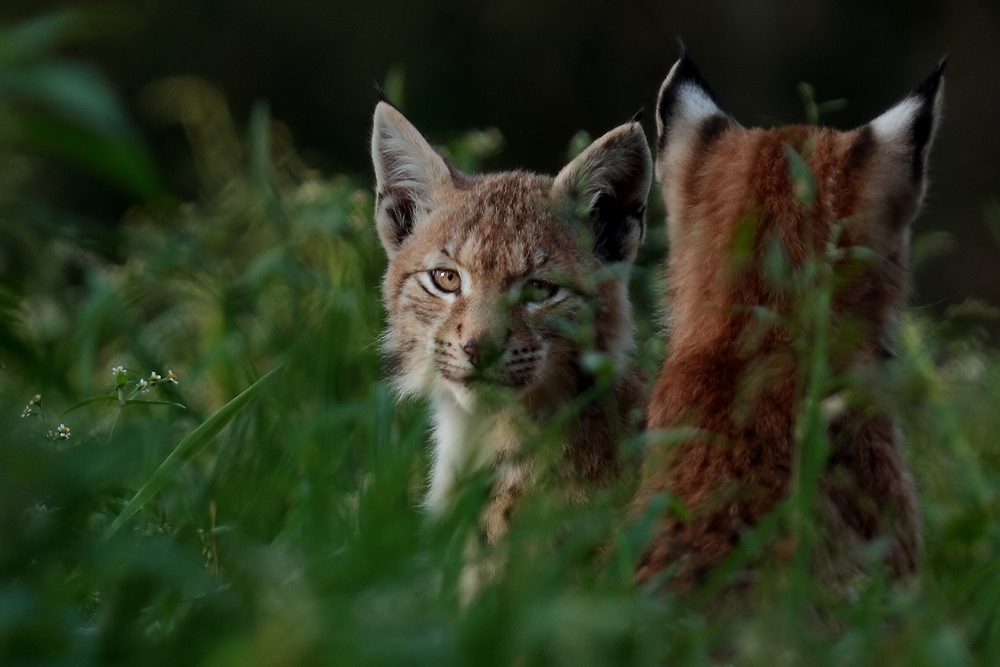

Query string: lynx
[635,53,945,589]
[371,101,651,541]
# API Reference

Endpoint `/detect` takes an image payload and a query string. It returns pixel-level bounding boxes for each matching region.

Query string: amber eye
[430,268,461,293]
[523,279,560,303]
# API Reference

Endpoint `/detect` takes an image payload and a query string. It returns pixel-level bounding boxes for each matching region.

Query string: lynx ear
[655,52,736,183]
[371,102,453,256]
[868,56,947,206]
[552,121,652,263]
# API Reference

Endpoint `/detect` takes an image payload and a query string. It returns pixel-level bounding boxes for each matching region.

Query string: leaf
[911,230,955,272]
[12,114,163,200]
[60,396,189,419]
[381,64,406,111]
[0,9,107,66]
[59,393,117,418]
[797,81,819,126]
[784,144,817,212]
[120,399,188,410]
[816,98,848,117]
[102,362,285,541]
[0,62,135,137]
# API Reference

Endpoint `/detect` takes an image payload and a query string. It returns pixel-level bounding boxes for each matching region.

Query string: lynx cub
[371,101,651,539]
[636,54,945,588]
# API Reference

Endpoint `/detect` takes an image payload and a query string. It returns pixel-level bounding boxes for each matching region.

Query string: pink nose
[462,340,482,366]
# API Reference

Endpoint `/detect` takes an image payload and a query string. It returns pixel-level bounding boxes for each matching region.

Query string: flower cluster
[19,394,71,441]
[112,365,180,389]
[20,393,41,419]
[110,364,181,406]
[20,365,182,443]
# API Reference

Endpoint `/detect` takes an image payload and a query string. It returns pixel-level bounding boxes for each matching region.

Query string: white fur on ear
[371,102,452,256]
[552,121,652,263]
[869,56,946,186]
[654,53,736,210]
[870,97,922,142]
[655,56,727,142]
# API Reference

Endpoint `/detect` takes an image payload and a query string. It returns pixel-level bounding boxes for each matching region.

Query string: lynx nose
[461,331,509,368]
[462,339,483,367]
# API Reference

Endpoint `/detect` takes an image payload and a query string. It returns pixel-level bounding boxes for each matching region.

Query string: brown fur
[371,102,652,545]
[636,56,944,589]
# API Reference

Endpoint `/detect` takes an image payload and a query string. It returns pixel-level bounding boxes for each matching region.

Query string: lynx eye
[522,279,561,303]
[429,268,461,293]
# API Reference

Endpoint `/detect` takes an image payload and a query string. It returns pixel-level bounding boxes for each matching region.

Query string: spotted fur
[371,102,652,540]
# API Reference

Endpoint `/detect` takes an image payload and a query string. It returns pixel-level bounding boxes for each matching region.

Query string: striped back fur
[637,53,946,589]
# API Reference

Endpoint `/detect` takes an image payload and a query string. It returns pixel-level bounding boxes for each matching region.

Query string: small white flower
[30,394,41,405]
[56,424,71,440]
[21,405,32,418]
[166,369,179,384]
[137,378,150,393]
[149,371,162,383]
[111,365,126,376]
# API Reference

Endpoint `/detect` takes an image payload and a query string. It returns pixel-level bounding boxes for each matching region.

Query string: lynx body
[637,55,945,588]
[371,102,651,539]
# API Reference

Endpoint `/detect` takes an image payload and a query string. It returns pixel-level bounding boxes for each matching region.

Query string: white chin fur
[443,380,477,412]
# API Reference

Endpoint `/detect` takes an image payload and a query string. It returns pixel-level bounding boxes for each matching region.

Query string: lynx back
[637,54,945,589]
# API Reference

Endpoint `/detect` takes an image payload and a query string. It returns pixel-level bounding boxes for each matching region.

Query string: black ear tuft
[913,54,949,101]
[866,57,947,230]
[374,80,389,104]
[656,51,726,147]
[631,107,645,124]
[908,55,947,182]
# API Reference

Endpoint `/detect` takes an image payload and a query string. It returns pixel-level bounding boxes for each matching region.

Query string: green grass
[2,11,1000,666]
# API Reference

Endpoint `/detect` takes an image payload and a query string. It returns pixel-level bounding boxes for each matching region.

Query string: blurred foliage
[1,0,998,314]
[0,9,164,391]
[1,9,1000,667]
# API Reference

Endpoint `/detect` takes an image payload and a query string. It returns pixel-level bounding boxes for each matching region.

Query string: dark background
[3,0,998,317]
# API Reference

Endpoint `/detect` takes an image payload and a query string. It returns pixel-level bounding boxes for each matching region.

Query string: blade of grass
[119,399,188,409]
[59,392,116,416]
[102,361,285,540]
[57,393,185,418]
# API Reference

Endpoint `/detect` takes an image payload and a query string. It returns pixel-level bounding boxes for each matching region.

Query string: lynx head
[371,102,652,411]
[654,52,945,359]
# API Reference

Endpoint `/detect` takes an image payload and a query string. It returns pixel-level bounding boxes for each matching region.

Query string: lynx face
[371,102,651,514]
[373,103,650,411]
[381,170,619,411]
